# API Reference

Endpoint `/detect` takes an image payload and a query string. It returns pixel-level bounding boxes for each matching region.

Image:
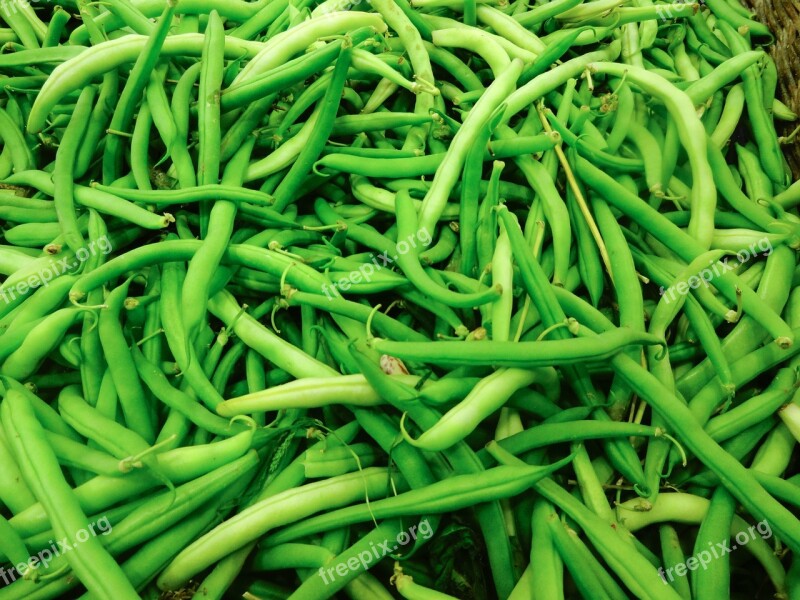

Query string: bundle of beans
[743,0,800,177]
[0,0,798,599]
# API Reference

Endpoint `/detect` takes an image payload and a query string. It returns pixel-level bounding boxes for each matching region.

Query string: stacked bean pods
[0,0,799,598]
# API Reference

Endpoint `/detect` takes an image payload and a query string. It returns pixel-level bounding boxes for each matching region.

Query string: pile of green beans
[0,0,799,598]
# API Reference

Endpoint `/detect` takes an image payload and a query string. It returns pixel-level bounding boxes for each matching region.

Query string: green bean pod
[1,389,140,598]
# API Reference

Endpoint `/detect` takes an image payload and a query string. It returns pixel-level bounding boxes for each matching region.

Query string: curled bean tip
[398,412,422,447]
[229,414,258,432]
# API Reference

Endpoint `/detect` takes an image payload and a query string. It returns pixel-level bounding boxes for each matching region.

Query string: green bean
[371,0,436,149]
[281,522,402,599]
[513,0,581,27]
[99,462,256,595]
[587,62,716,248]
[0,108,33,173]
[0,273,75,338]
[0,378,80,443]
[504,43,621,121]
[691,487,735,599]
[0,427,36,514]
[522,28,587,84]
[217,373,418,415]
[26,33,264,134]
[370,324,664,367]
[209,293,338,381]
[157,467,391,589]
[593,194,645,417]
[1,389,140,598]
[707,143,780,232]
[0,0,40,49]
[490,443,680,600]
[144,63,176,153]
[129,99,154,191]
[420,223,458,266]
[283,289,427,342]
[0,511,33,581]
[393,565,459,599]
[477,5,546,54]
[316,133,559,177]
[269,49,351,210]
[685,419,776,488]
[9,430,258,539]
[232,12,386,85]
[480,421,663,462]
[459,106,502,278]
[507,140,573,283]
[1,307,85,380]
[750,420,795,476]
[0,248,37,279]
[132,345,249,436]
[102,452,259,556]
[476,161,503,277]
[418,59,523,233]
[499,205,648,487]
[395,190,501,307]
[5,170,173,229]
[678,246,796,399]
[0,205,59,224]
[45,430,123,477]
[659,525,691,600]
[75,71,118,179]
[101,1,178,184]
[576,156,795,346]
[684,330,800,427]
[57,384,172,485]
[105,0,154,35]
[718,22,786,186]
[703,0,772,39]
[752,470,800,509]
[549,516,627,600]
[401,368,552,451]
[349,343,521,596]
[687,10,730,57]
[180,11,231,347]
[527,500,565,599]
[564,297,800,552]
[269,457,574,548]
[624,123,662,196]
[566,184,603,307]
[52,86,94,254]
[164,260,230,410]
[230,0,289,39]
[98,278,155,442]
[224,36,347,111]
[615,493,786,596]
